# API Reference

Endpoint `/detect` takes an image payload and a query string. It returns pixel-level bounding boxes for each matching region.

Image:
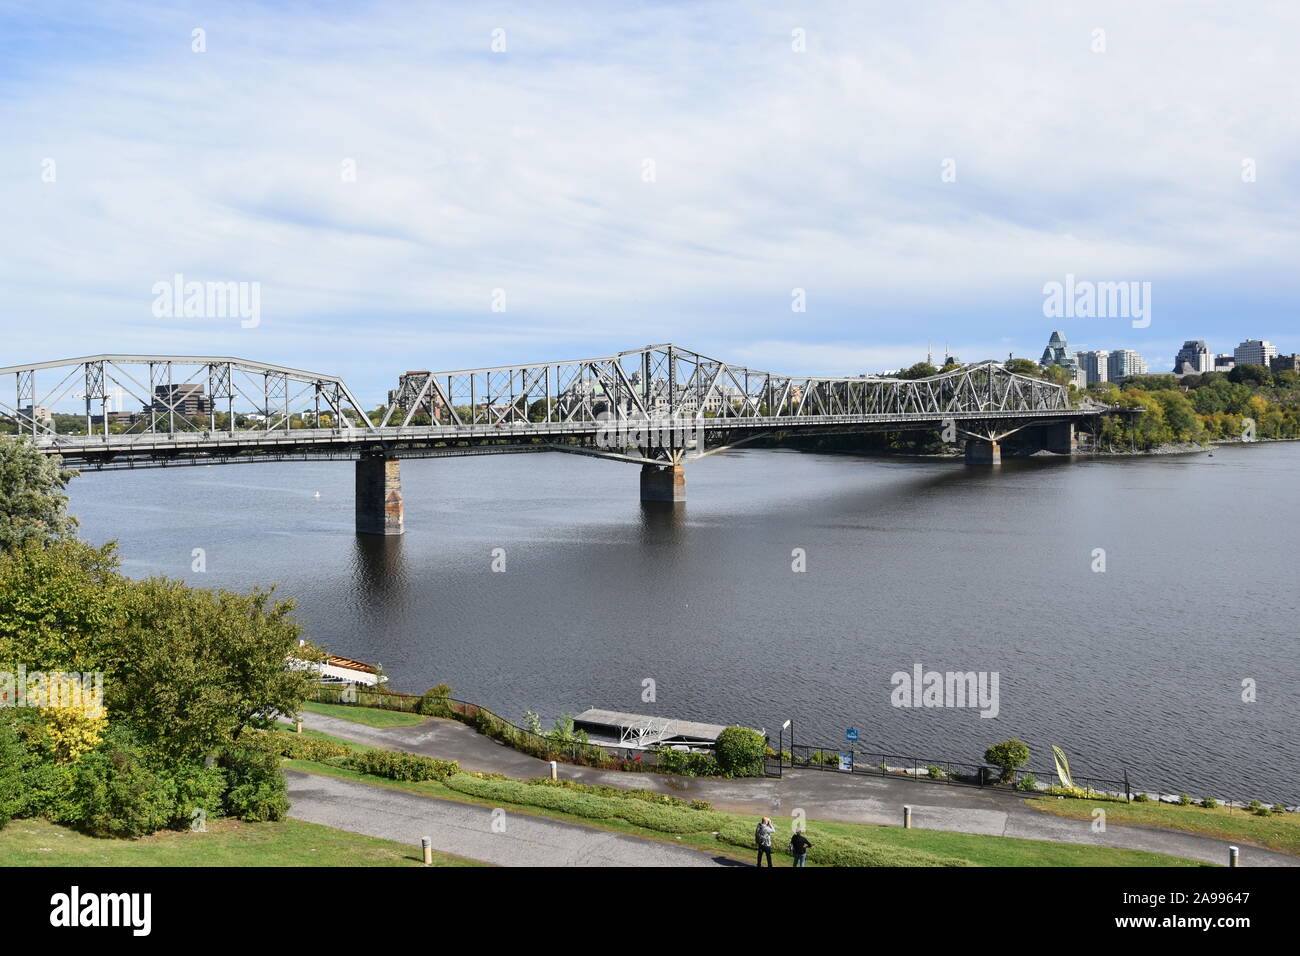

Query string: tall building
[1270,353,1300,374]
[1039,331,1078,372]
[1106,350,1147,380]
[1174,340,1212,375]
[1214,354,1236,373]
[1076,350,1109,385]
[1234,339,1277,368]
[150,384,212,418]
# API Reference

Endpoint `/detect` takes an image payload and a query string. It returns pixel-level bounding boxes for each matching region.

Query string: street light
[780,718,792,771]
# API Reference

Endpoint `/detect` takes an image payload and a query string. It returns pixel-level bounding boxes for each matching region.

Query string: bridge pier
[640,463,685,503]
[964,439,1001,466]
[356,455,404,535]
[1043,422,1077,455]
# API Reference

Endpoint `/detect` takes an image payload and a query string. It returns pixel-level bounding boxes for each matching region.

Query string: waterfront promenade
[293,711,1299,868]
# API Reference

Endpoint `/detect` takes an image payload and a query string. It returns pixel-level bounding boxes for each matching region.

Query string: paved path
[286,770,730,867]
[297,711,1299,868]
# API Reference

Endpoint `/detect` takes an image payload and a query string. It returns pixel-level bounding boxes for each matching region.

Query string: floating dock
[573,709,749,750]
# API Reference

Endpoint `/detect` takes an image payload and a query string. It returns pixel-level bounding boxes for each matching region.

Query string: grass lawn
[301,700,427,727]
[1027,797,1300,857]
[0,817,483,867]
[282,753,1211,867]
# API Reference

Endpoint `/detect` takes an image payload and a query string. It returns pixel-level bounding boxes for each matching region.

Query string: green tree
[714,726,767,777]
[897,362,939,380]
[1004,359,1042,377]
[984,738,1030,784]
[0,437,78,551]
[105,579,316,762]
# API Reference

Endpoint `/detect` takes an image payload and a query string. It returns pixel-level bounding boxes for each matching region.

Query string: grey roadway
[285,770,730,867]
[295,711,1299,867]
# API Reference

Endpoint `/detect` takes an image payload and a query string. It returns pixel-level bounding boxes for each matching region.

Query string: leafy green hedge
[713,820,972,867]
[243,728,350,762]
[444,774,728,833]
[652,749,721,776]
[527,777,712,811]
[342,749,458,782]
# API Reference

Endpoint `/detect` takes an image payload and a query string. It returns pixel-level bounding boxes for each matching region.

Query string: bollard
[421,837,432,866]
[549,760,558,780]
[1229,845,1239,868]
[295,719,302,734]
[903,805,913,829]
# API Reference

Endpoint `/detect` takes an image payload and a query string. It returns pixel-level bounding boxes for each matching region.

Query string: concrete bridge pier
[1043,422,1077,455]
[356,455,404,535]
[964,439,1001,465]
[640,463,685,503]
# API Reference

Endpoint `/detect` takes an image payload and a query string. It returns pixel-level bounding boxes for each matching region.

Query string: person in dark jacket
[790,830,812,867]
[754,817,775,867]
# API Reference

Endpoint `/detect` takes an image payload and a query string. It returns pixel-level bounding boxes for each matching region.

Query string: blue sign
[845,728,859,742]
[839,753,853,772]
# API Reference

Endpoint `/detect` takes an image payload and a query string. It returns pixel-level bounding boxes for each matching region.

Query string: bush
[343,749,458,782]
[653,748,720,777]
[243,728,349,762]
[1200,797,1219,809]
[444,774,726,833]
[927,765,943,780]
[528,777,712,811]
[1018,774,1039,792]
[63,732,175,837]
[418,684,454,716]
[219,747,289,822]
[713,726,766,778]
[1178,793,1194,806]
[1133,792,1151,803]
[983,739,1030,784]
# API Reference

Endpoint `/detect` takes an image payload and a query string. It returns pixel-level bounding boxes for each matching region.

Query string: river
[68,441,1299,803]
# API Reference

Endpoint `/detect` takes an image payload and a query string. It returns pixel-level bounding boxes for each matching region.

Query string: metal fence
[770,743,1291,811]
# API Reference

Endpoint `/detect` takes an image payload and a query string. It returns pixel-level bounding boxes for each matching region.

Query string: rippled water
[68,442,1300,802]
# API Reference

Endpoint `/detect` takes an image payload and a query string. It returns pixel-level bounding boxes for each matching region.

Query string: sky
[2,0,1298,402]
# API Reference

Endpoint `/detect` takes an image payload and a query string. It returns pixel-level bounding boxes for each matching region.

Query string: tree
[105,578,316,762]
[984,738,1030,783]
[897,362,938,380]
[0,437,78,551]
[1004,359,1042,377]
[714,726,767,777]
[1228,364,1272,387]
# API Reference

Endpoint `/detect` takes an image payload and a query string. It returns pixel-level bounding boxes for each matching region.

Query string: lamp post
[781,718,792,771]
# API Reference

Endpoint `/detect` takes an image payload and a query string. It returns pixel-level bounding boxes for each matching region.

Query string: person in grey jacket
[754,817,775,867]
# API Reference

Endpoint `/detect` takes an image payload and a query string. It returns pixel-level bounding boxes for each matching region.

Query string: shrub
[343,749,458,782]
[444,774,726,833]
[927,765,943,780]
[418,684,454,716]
[1178,793,1193,806]
[243,728,348,762]
[64,732,175,837]
[528,777,712,811]
[653,748,720,777]
[1133,792,1151,803]
[983,739,1030,784]
[1200,797,1219,809]
[713,726,767,778]
[1018,774,1039,792]
[220,747,289,822]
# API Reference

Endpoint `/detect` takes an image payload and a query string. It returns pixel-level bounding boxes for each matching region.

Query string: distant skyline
[2,1,1298,401]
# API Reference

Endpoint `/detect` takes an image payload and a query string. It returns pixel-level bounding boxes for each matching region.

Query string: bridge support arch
[640,463,685,503]
[356,455,404,535]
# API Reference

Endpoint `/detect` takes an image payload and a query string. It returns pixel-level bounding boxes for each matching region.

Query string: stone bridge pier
[356,455,404,535]
[640,463,686,503]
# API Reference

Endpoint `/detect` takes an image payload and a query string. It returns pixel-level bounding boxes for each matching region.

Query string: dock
[573,709,751,750]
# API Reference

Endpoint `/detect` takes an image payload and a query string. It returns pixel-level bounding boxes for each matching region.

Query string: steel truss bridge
[0,345,1106,532]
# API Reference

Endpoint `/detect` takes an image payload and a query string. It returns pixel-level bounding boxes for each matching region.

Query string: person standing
[755,816,775,867]
[790,830,812,867]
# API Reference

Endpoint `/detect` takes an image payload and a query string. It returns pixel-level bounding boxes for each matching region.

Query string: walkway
[296,711,1299,868]
[285,770,728,867]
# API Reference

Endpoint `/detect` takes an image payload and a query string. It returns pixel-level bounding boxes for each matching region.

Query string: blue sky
[2,1,1298,401]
